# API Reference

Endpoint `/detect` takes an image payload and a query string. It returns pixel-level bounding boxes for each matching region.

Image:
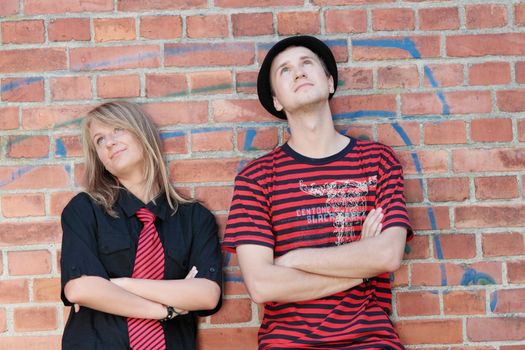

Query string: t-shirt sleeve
[223,174,274,252]
[188,203,223,316]
[376,147,414,241]
[60,193,109,306]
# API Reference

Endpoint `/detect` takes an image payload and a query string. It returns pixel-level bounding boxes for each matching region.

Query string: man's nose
[294,66,307,80]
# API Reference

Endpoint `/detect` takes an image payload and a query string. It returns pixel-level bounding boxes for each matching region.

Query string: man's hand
[360,207,383,239]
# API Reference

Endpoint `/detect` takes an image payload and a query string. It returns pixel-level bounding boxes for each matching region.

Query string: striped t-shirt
[224,137,413,349]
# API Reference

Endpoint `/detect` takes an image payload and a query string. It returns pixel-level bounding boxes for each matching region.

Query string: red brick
[0,48,67,74]
[187,14,228,38]
[372,8,415,31]
[50,191,76,216]
[455,205,525,228]
[397,150,448,175]
[466,4,507,29]
[0,336,61,350]
[2,194,46,218]
[397,291,439,316]
[0,222,61,246]
[14,307,57,332]
[427,177,469,202]
[453,148,525,172]
[420,7,459,30]
[424,120,466,145]
[449,91,493,114]
[49,18,90,41]
[482,232,524,257]
[424,64,464,87]
[190,71,233,95]
[391,264,408,288]
[165,42,254,67]
[467,317,525,341]
[118,0,206,11]
[55,134,83,158]
[197,328,259,350]
[140,16,181,39]
[469,62,510,86]
[0,0,18,16]
[443,290,486,315]
[412,262,502,286]
[402,92,443,115]
[521,119,525,141]
[377,122,420,147]
[508,260,525,283]
[396,319,463,345]
[0,280,28,303]
[0,107,19,130]
[7,135,49,158]
[338,68,373,91]
[448,34,525,57]
[502,346,525,350]
[325,10,367,33]
[471,118,513,142]
[144,102,208,125]
[33,278,61,302]
[97,74,140,98]
[1,77,44,102]
[337,125,374,142]
[517,3,525,26]
[236,70,258,94]
[332,94,397,119]
[407,206,450,230]
[353,36,440,61]
[1,20,44,44]
[8,250,51,276]
[25,0,112,14]
[493,288,525,313]
[94,18,135,42]
[223,270,247,296]
[404,178,423,203]
[237,127,279,152]
[277,11,320,35]
[146,73,187,98]
[170,158,240,183]
[194,186,233,212]
[516,61,525,83]
[213,99,275,123]
[70,45,160,71]
[435,234,476,259]
[475,176,518,200]
[192,128,233,152]
[0,308,5,332]
[51,76,92,101]
[378,65,419,89]
[216,0,301,6]
[0,165,69,190]
[211,298,252,324]
[160,132,187,155]
[232,13,273,37]
[497,89,525,112]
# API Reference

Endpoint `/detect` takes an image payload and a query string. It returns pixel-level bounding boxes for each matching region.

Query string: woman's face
[89,119,145,181]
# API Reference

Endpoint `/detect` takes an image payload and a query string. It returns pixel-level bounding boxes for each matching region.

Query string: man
[223,35,413,349]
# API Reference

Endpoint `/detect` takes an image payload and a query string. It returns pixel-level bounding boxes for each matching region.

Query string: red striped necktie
[127,207,166,350]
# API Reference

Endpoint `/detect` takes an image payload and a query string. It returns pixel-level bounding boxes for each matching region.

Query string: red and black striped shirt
[224,137,413,349]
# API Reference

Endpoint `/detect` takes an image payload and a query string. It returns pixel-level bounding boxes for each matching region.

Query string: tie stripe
[127,208,166,350]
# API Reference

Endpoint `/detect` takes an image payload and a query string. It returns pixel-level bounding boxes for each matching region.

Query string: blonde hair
[81,101,188,216]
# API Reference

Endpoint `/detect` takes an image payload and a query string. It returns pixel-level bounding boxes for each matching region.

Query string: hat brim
[257,36,338,120]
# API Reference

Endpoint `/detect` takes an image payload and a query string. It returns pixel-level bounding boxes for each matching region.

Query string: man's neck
[286,106,349,159]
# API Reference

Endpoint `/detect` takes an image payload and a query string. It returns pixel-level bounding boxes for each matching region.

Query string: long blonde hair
[82,101,188,216]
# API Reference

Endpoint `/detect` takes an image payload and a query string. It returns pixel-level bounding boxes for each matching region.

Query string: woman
[60,101,222,349]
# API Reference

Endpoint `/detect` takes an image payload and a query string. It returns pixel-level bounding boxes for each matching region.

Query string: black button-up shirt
[60,189,222,349]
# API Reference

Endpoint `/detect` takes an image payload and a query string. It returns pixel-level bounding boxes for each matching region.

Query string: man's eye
[280,67,289,75]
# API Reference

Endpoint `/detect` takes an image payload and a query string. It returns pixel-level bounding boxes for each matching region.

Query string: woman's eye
[96,137,105,146]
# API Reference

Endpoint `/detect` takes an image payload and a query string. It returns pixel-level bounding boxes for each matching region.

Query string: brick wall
[1,0,524,349]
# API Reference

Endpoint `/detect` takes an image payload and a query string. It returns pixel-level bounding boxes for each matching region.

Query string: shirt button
[209,267,216,273]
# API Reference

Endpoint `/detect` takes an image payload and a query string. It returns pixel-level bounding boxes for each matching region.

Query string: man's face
[269,46,334,117]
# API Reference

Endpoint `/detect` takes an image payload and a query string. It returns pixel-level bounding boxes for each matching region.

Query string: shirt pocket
[97,232,131,277]
[164,247,189,279]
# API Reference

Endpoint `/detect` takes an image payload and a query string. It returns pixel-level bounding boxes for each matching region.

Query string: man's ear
[273,95,284,112]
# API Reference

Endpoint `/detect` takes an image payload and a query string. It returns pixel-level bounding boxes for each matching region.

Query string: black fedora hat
[256,35,338,120]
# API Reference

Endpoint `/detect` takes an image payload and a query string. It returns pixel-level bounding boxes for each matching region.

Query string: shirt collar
[116,187,171,221]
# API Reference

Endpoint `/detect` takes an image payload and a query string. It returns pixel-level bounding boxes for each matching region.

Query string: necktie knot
[136,207,156,224]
